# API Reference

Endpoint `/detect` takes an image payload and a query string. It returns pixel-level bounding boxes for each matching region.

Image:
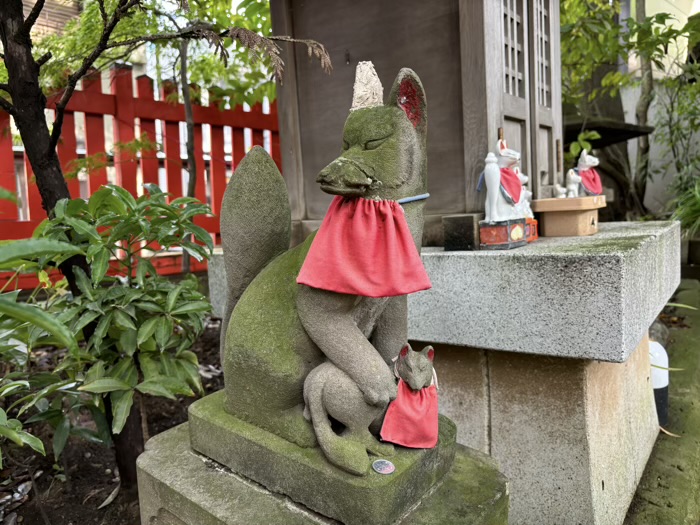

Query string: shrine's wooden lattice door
[498,0,562,198]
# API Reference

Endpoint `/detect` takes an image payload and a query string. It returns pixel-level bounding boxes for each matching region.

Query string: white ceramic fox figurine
[565,149,602,198]
[481,139,530,223]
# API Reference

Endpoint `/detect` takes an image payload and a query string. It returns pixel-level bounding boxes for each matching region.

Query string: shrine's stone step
[137,423,509,525]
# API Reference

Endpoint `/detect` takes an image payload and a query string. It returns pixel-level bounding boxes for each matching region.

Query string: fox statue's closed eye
[218,63,428,474]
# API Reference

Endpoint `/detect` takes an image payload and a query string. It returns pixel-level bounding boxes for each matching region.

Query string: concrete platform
[409,221,680,362]
[137,424,509,525]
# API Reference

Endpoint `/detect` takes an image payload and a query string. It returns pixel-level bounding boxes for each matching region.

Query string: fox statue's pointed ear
[400,344,410,358]
[580,149,588,159]
[498,139,508,152]
[389,68,427,133]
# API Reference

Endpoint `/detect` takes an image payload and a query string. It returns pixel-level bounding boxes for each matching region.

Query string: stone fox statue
[219,64,428,464]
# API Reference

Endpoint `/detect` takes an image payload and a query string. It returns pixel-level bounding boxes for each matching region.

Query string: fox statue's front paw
[360,374,398,407]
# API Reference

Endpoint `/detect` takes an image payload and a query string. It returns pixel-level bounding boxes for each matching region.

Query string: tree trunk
[180,40,197,274]
[0,0,93,297]
[634,0,654,208]
[105,393,144,491]
[0,0,69,214]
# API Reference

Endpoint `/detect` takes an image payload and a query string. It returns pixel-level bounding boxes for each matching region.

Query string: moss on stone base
[188,391,458,525]
[137,423,509,525]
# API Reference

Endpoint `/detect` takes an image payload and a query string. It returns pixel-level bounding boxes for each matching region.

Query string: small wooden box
[526,217,539,243]
[479,218,527,250]
[531,196,606,237]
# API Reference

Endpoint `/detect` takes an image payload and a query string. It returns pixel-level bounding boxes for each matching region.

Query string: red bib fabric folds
[578,168,603,195]
[296,196,432,298]
[380,379,439,449]
[499,167,523,204]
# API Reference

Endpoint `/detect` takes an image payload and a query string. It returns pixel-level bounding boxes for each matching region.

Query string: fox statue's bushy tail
[218,146,291,360]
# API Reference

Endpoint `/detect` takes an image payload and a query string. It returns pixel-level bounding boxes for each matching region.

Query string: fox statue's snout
[316,157,374,197]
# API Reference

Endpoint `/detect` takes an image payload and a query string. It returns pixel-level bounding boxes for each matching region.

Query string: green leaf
[109,357,138,387]
[118,328,137,355]
[0,239,82,266]
[114,309,137,331]
[91,248,110,285]
[170,301,211,315]
[110,390,134,434]
[84,360,106,385]
[176,359,203,395]
[25,409,63,425]
[135,380,176,400]
[73,267,95,300]
[0,297,78,353]
[155,316,173,349]
[166,284,184,313]
[137,317,160,345]
[109,185,137,211]
[0,187,18,204]
[134,301,164,313]
[187,224,214,252]
[53,416,70,459]
[63,215,101,242]
[88,405,112,445]
[0,425,23,446]
[91,311,113,350]
[78,378,132,394]
[72,310,101,335]
[139,354,160,380]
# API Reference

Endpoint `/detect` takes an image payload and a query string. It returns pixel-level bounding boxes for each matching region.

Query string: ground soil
[4,319,223,525]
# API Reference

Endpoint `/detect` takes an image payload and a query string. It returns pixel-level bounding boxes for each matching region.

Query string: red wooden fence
[0,64,280,289]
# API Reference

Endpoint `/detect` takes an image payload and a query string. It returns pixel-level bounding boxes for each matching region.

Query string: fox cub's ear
[389,68,427,133]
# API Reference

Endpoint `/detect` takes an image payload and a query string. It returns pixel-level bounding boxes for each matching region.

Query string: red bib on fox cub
[381,379,439,448]
[578,168,603,195]
[297,196,432,297]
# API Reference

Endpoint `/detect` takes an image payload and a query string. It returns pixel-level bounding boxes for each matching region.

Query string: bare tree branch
[23,0,46,35]
[49,0,141,150]
[36,51,51,67]
[97,0,108,26]
[0,96,16,115]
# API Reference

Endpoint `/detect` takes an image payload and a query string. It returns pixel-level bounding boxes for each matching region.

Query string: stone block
[188,391,456,525]
[138,423,510,525]
[488,337,657,525]
[208,248,225,319]
[409,221,680,362]
[442,214,482,251]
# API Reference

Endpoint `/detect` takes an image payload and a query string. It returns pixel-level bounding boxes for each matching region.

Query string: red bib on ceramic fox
[296,196,431,297]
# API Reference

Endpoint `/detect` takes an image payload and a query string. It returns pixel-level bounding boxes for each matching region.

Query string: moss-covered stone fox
[220,65,428,465]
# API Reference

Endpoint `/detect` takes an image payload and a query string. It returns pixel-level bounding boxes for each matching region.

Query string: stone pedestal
[138,424,509,525]
[187,392,458,525]
[407,222,680,525]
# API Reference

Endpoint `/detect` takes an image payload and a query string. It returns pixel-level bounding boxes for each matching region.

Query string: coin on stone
[372,459,396,475]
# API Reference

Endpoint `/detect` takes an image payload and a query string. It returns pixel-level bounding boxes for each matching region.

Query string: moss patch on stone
[138,423,508,525]
[546,235,648,256]
[625,279,700,525]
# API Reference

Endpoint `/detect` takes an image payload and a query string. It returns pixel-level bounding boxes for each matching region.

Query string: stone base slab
[137,423,509,525]
[188,391,457,525]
